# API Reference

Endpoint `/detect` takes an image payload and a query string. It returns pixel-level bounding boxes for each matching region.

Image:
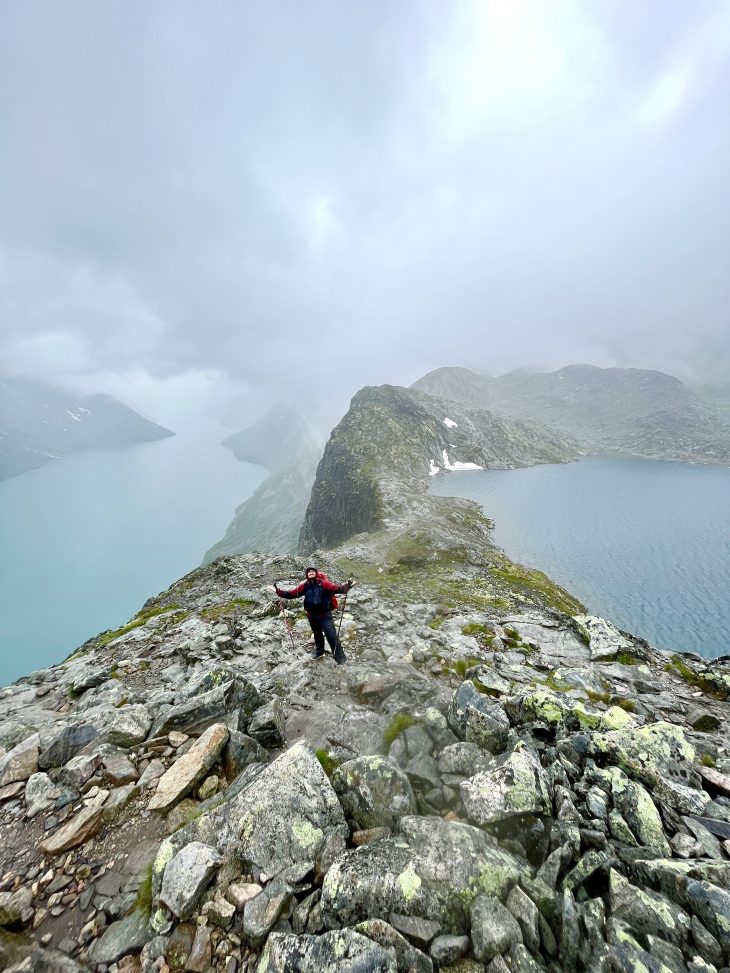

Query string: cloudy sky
[1,1,729,429]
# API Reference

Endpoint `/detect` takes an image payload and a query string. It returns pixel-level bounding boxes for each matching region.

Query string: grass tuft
[383,712,417,749]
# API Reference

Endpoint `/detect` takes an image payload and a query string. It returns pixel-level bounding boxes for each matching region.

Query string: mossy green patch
[490,560,584,615]
[98,603,180,646]
[383,712,417,749]
[664,655,728,700]
[134,863,154,917]
[201,598,257,621]
[461,623,496,646]
[315,748,336,777]
[700,754,716,768]
[586,689,611,705]
[615,651,642,666]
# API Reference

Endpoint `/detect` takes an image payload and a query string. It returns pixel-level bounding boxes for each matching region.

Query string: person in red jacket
[274,567,353,664]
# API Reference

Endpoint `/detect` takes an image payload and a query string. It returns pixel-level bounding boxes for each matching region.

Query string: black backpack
[303,580,334,615]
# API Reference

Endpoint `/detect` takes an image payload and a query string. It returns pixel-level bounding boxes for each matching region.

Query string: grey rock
[448,681,510,753]
[608,767,670,854]
[609,870,691,945]
[332,755,416,830]
[646,936,687,973]
[506,885,540,954]
[224,730,267,779]
[471,895,523,962]
[104,705,152,748]
[24,772,60,818]
[683,818,724,860]
[356,918,433,973]
[0,887,33,927]
[149,680,245,738]
[148,722,229,811]
[437,742,491,777]
[322,816,527,934]
[560,890,580,972]
[460,741,551,825]
[248,697,286,748]
[680,879,730,957]
[38,723,98,770]
[153,741,348,894]
[88,908,150,965]
[429,934,469,965]
[388,913,441,949]
[243,876,292,946]
[101,749,139,786]
[509,943,545,973]
[159,841,222,919]
[692,916,724,969]
[58,752,101,788]
[257,928,398,972]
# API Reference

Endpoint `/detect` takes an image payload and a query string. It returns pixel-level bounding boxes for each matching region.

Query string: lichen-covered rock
[257,928,398,972]
[321,816,528,934]
[679,879,730,959]
[437,742,492,778]
[590,722,696,787]
[332,755,416,830]
[149,680,246,738]
[448,682,510,753]
[460,742,551,825]
[606,767,671,854]
[153,741,347,900]
[160,841,222,920]
[504,688,568,728]
[355,918,433,973]
[609,870,691,945]
[573,615,636,662]
[87,909,151,965]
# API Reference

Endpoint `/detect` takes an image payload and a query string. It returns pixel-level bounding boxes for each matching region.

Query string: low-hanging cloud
[1,0,728,428]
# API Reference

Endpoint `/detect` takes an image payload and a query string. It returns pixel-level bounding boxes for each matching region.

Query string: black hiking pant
[309,612,340,654]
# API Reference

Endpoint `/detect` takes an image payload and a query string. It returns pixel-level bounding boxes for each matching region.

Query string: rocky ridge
[1,383,729,973]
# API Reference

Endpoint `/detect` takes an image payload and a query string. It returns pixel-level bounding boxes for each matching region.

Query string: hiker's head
[305,566,317,582]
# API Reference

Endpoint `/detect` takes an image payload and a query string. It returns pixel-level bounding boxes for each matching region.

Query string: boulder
[149,680,246,738]
[243,876,292,945]
[0,738,39,788]
[248,698,286,748]
[153,742,347,897]
[321,816,528,934]
[607,767,671,854]
[58,752,101,788]
[159,841,222,920]
[24,772,60,818]
[572,615,636,662]
[448,682,510,753]
[38,723,98,770]
[470,896,523,962]
[332,756,416,830]
[39,803,104,854]
[148,723,229,812]
[609,870,691,945]
[224,730,267,779]
[355,918,433,973]
[104,705,152,748]
[87,909,150,965]
[460,742,551,825]
[437,742,492,778]
[504,688,568,728]
[679,879,730,959]
[257,929,397,972]
[0,887,33,927]
[590,722,695,787]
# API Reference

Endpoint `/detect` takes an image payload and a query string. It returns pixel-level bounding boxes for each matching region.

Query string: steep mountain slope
[413,364,730,464]
[299,383,578,553]
[0,380,729,972]
[203,407,321,562]
[0,376,174,480]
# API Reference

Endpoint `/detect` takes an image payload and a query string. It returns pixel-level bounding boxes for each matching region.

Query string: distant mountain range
[412,364,730,465]
[0,376,174,481]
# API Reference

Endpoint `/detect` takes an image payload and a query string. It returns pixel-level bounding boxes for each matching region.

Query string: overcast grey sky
[1,1,729,429]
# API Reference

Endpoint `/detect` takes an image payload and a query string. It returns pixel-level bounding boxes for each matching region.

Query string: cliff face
[299,383,577,553]
[1,379,730,973]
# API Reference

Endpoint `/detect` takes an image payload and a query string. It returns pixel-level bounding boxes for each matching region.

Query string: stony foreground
[1,552,729,973]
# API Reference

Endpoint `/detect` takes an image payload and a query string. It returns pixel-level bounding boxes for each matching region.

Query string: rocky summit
[1,384,729,973]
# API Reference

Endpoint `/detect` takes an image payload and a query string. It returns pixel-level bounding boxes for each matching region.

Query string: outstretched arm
[320,578,354,595]
[274,581,306,599]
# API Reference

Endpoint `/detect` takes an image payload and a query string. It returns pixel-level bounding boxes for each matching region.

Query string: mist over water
[430,456,730,660]
[0,427,266,684]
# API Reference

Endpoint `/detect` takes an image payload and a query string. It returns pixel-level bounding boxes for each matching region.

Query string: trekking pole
[274,580,297,650]
[336,590,348,646]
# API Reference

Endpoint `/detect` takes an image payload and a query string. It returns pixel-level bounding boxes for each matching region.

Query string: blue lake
[0,426,266,684]
[430,456,730,659]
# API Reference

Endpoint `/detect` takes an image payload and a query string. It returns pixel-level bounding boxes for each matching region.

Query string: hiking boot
[310,646,325,660]
[333,642,347,665]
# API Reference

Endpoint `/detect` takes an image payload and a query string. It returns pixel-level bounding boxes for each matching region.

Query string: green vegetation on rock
[200,598,257,620]
[383,712,417,748]
[98,603,181,646]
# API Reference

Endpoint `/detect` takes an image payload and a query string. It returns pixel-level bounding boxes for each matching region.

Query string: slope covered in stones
[1,549,729,973]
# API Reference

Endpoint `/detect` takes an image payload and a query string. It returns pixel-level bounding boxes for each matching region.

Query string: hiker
[274,567,353,664]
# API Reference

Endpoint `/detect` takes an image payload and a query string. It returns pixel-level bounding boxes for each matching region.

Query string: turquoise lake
[0,426,266,685]
[430,456,730,660]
